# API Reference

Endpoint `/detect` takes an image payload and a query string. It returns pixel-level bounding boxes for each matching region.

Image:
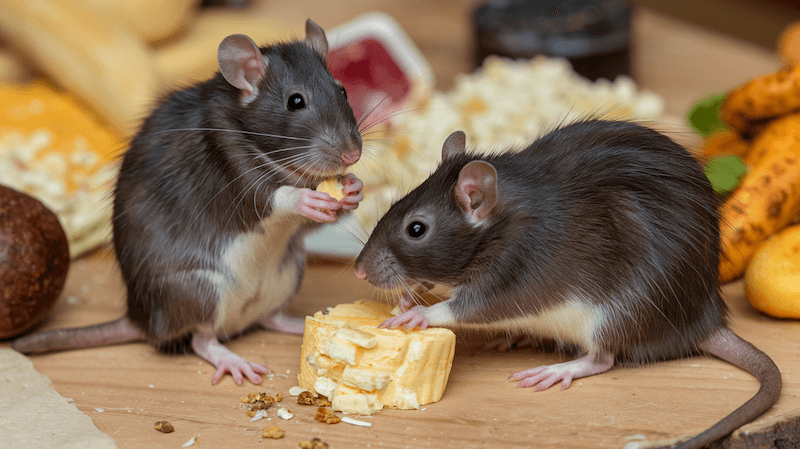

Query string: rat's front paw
[294,188,341,222]
[379,305,430,330]
[397,281,435,312]
[339,173,364,211]
[398,293,415,313]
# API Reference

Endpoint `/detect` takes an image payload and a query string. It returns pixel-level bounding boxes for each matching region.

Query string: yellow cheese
[298,300,456,415]
[316,177,345,201]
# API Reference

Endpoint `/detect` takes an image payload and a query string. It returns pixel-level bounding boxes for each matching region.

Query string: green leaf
[686,92,728,137]
[705,155,747,194]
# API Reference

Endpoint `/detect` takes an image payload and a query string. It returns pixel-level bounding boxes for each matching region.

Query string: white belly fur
[211,215,303,338]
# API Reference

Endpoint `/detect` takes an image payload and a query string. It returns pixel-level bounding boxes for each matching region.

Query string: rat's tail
[672,327,781,449]
[11,317,145,354]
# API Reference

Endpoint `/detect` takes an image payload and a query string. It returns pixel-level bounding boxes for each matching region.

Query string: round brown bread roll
[0,185,70,339]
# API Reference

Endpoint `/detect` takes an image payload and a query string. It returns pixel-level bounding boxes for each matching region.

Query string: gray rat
[354,119,781,449]
[12,19,364,386]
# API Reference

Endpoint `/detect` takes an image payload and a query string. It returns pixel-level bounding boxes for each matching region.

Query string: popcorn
[350,56,664,231]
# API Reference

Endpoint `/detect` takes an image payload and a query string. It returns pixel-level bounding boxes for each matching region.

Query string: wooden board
[2,249,799,449]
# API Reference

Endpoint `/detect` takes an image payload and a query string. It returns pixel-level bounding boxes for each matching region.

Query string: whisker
[356,68,436,128]
[359,103,434,134]
[146,127,314,141]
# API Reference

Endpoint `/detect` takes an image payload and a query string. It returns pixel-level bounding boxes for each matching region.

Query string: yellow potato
[718,120,800,282]
[744,224,800,319]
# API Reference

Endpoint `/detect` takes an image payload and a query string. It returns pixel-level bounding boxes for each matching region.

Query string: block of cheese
[316,177,345,201]
[298,300,456,415]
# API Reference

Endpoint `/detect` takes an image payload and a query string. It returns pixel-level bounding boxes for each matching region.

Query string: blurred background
[0,0,796,259]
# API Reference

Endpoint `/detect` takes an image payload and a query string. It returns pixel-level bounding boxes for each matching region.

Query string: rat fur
[354,119,781,449]
[12,20,364,386]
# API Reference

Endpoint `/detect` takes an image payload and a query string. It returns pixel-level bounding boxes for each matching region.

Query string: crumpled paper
[0,348,117,449]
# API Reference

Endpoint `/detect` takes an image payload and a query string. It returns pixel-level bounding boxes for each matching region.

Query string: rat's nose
[354,266,366,279]
[341,148,361,166]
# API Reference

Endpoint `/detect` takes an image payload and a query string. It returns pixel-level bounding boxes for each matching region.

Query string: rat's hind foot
[210,357,271,386]
[191,327,270,386]
[508,352,614,391]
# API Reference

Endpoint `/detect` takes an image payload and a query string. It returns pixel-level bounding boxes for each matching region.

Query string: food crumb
[241,391,283,416]
[182,434,199,447]
[250,409,268,422]
[154,421,174,433]
[314,407,341,424]
[289,386,309,396]
[261,425,284,439]
[298,437,329,449]
[277,407,294,420]
[297,391,331,406]
[341,416,372,427]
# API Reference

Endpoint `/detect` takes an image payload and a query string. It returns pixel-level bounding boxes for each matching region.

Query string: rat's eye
[287,93,306,111]
[406,221,427,239]
[340,86,348,99]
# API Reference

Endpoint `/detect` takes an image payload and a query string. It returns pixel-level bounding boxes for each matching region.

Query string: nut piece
[299,437,329,449]
[314,407,341,424]
[261,425,284,439]
[154,421,174,433]
[297,391,331,407]
[241,391,283,416]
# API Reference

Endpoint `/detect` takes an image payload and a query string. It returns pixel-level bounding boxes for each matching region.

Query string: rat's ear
[442,131,467,160]
[304,19,329,60]
[218,34,267,105]
[455,160,498,224]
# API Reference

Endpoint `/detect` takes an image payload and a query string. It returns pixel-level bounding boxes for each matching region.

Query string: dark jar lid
[472,0,631,81]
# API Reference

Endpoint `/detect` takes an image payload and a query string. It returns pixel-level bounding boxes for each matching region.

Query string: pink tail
[672,327,782,449]
[11,317,144,354]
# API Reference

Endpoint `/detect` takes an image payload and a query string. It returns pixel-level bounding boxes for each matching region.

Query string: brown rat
[354,119,781,449]
[12,19,364,386]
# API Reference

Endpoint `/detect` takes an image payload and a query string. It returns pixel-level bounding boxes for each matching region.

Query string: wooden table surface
[3,2,800,448]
